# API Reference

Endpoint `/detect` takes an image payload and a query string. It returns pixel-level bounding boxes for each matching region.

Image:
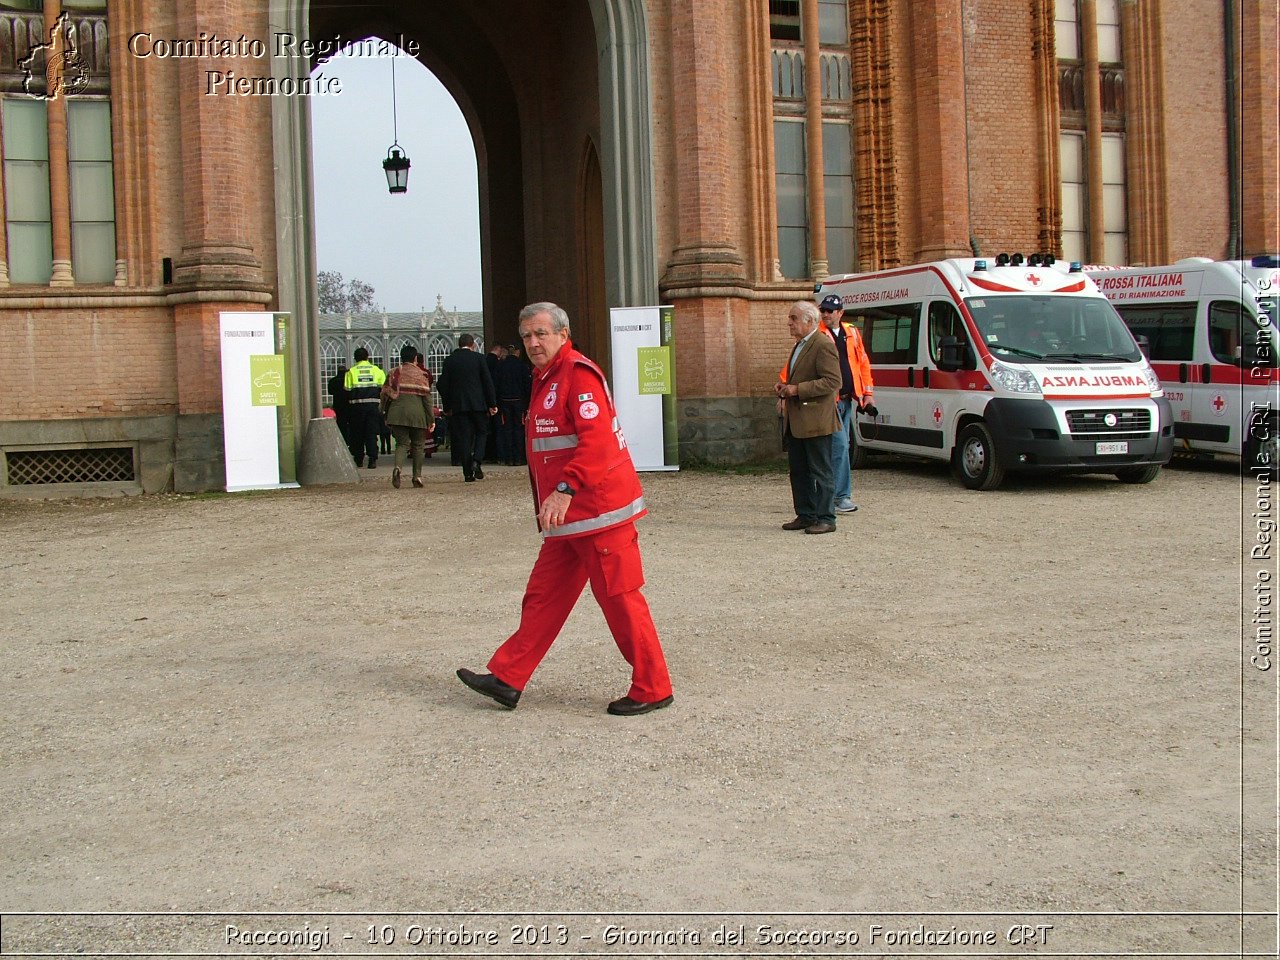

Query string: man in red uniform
[456,302,675,716]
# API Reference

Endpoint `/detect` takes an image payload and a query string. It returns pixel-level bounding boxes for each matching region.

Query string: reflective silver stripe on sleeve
[531,434,580,452]
[542,496,646,538]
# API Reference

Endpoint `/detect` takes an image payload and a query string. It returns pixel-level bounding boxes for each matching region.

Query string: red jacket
[526,345,646,539]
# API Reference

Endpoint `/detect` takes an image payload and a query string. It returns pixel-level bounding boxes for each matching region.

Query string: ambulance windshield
[965,295,1142,363]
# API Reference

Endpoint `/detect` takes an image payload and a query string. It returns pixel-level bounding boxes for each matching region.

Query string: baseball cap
[818,294,843,312]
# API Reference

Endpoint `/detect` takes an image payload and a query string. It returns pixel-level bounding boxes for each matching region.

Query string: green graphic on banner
[249,354,286,406]
[637,346,671,395]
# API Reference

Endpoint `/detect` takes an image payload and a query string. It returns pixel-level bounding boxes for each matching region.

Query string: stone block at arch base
[298,418,360,487]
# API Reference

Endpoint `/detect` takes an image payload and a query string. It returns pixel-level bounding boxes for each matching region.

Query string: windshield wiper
[989,345,1045,360]
[1045,352,1132,363]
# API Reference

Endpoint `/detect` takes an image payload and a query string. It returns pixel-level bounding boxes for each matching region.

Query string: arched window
[426,334,452,404]
[320,338,344,405]
[389,335,419,366]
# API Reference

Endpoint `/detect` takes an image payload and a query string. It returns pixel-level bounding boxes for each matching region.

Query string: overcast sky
[310,53,482,312]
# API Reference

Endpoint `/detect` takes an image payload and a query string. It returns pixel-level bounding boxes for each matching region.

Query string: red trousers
[488,522,673,703]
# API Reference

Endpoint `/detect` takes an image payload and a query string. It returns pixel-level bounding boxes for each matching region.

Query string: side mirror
[937,336,964,372]
[1134,334,1151,359]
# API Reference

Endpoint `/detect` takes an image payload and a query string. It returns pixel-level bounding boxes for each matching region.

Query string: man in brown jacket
[775,300,842,534]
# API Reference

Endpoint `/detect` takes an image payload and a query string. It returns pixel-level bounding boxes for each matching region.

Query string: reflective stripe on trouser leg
[487,537,590,690]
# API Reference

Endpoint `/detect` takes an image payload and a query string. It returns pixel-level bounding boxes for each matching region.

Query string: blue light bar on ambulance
[974,259,988,270]
[1069,262,1083,272]
[1252,254,1280,269]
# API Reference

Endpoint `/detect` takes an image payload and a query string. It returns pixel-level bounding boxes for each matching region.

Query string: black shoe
[781,517,812,531]
[473,462,485,480]
[392,468,402,488]
[607,694,674,716]
[412,476,424,488]
[368,460,377,469]
[456,668,520,709]
[464,474,476,483]
[805,522,837,535]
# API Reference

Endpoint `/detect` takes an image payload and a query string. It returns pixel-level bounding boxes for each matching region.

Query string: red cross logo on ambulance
[1026,274,1041,286]
[931,402,943,425]
[1212,394,1226,416]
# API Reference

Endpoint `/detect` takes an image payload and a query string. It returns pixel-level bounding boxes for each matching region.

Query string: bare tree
[317,270,380,313]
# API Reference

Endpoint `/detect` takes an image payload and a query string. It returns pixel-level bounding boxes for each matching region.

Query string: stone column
[44,0,73,285]
[660,0,762,462]
[661,0,747,296]
[168,0,272,490]
[802,0,827,279]
[1079,0,1106,264]
[0,102,8,285]
[909,0,972,261]
[1240,0,1280,256]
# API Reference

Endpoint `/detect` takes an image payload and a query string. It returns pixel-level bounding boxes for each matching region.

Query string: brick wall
[963,0,1047,256]
[0,307,177,419]
[1160,0,1230,260]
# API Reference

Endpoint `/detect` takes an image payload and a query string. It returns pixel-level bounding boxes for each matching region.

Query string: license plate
[1096,441,1129,455]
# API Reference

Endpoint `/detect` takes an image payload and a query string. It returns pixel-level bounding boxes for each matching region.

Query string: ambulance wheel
[953,422,1005,491]
[1115,464,1162,484]
[849,427,870,469]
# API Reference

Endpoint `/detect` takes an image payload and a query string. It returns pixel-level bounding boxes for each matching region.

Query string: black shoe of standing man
[473,461,485,480]
[456,668,520,709]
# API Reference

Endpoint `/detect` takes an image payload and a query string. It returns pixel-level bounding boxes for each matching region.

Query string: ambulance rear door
[1194,297,1251,453]
[1111,299,1198,448]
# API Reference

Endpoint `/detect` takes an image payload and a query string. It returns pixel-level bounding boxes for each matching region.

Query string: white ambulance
[816,257,1173,490]
[1085,256,1279,471]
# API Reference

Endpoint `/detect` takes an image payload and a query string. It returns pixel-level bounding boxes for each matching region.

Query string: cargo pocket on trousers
[593,526,645,597]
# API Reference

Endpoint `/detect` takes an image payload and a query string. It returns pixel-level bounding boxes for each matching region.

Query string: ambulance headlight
[1140,365,1163,394]
[988,357,1042,394]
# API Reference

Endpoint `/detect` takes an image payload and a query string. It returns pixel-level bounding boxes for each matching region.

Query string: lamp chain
[391,53,399,146]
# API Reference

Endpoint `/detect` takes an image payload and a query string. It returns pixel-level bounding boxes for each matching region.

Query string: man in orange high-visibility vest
[817,294,875,514]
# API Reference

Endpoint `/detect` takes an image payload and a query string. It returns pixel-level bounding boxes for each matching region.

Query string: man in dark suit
[775,300,841,534]
[436,333,498,482]
[495,343,533,465]
[483,342,506,463]
[326,365,351,448]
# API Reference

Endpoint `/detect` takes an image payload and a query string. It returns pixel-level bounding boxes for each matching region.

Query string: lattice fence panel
[5,448,135,485]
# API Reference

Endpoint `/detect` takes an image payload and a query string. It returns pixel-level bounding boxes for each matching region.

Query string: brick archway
[268,0,657,417]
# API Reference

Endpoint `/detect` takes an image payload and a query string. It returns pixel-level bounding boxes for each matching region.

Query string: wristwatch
[554,481,577,497]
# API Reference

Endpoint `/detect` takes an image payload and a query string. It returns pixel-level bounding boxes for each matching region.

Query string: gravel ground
[1,454,1273,958]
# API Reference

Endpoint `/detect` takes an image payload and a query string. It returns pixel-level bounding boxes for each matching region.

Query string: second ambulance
[816,257,1173,490]
[1086,256,1279,472]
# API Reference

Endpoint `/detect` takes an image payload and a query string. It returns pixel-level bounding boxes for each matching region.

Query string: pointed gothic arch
[268,0,656,417]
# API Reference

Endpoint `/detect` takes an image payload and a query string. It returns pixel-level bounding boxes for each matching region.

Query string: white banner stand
[609,305,678,472]
[219,311,298,492]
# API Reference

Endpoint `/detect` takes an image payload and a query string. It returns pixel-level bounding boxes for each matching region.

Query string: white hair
[518,302,570,333]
